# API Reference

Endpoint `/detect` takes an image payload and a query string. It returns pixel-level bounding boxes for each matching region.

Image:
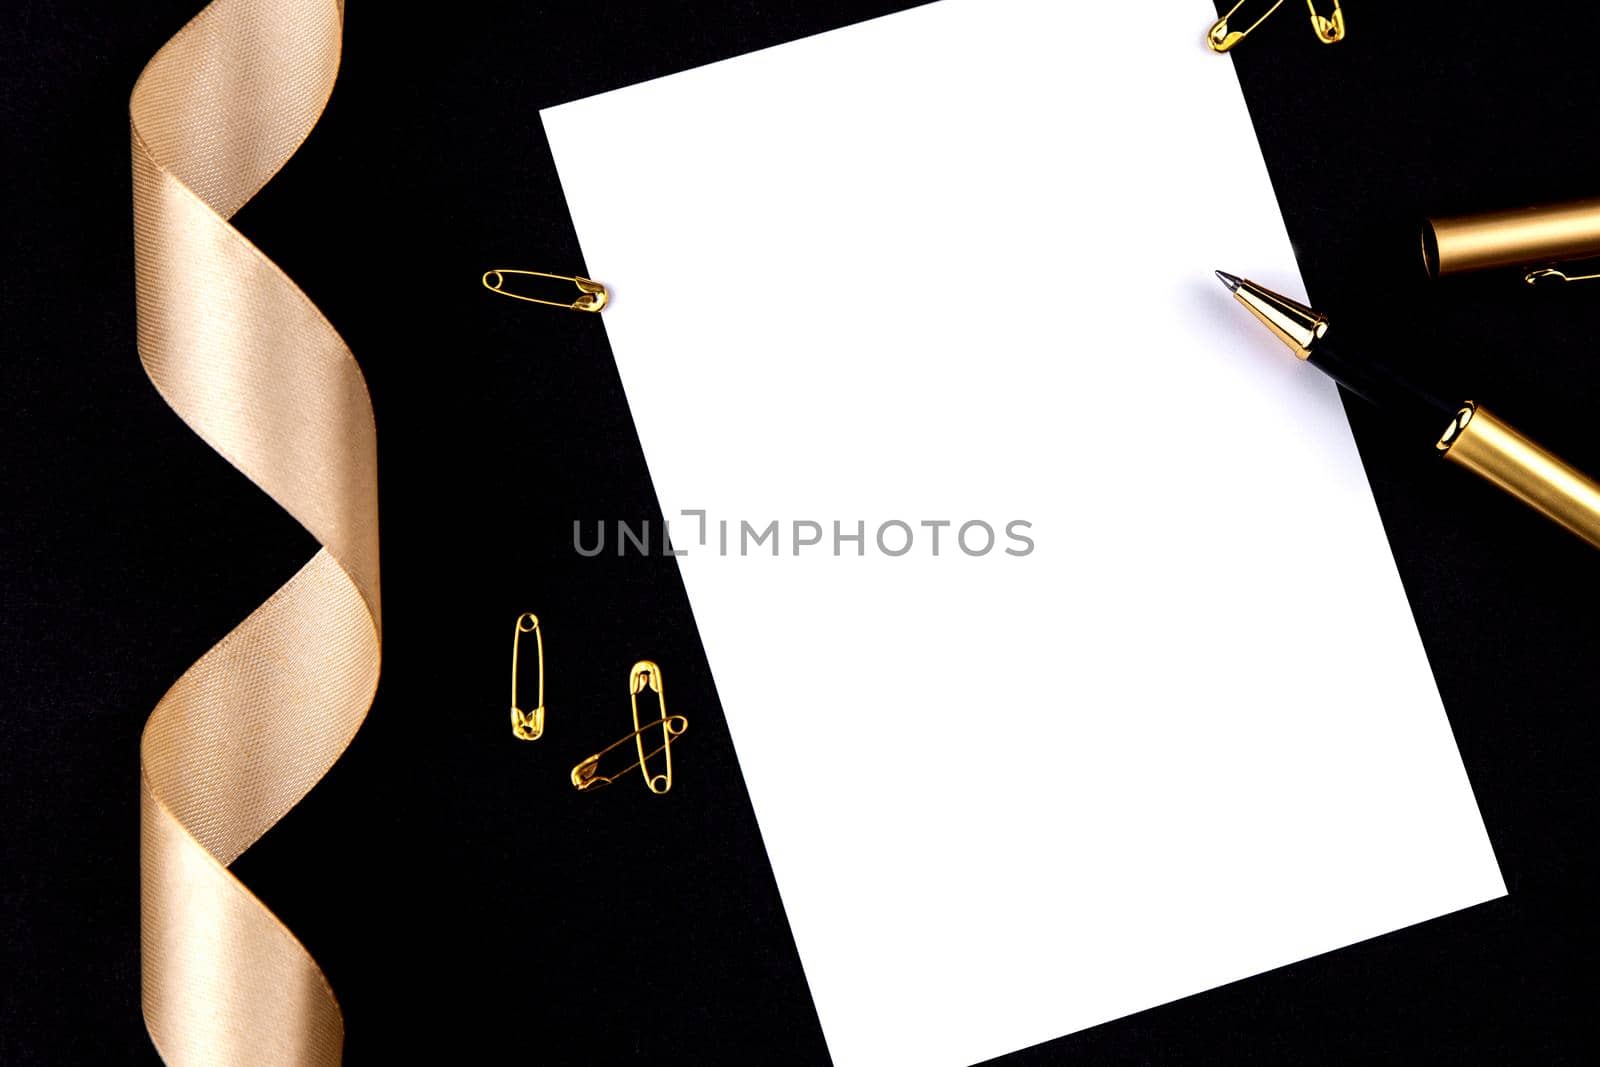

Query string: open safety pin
[1525,266,1600,286]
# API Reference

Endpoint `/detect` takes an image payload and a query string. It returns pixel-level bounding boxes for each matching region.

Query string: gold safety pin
[570,660,686,793]
[629,660,675,794]
[482,269,609,312]
[570,715,689,793]
[1525,266,1600,286]
[1207,0,1344,53]
[510,613,545,740]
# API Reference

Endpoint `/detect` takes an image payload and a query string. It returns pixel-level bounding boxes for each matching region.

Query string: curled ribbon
[131,1,377,1062]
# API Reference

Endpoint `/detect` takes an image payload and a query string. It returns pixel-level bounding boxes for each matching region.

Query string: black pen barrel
[1216,270,1600,550]
[1306,341,1458,447]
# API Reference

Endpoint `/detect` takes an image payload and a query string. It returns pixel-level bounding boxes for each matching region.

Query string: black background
[4,1,1599,1063]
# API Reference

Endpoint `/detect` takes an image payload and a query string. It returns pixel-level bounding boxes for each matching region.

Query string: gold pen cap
[1423,195,1600,279]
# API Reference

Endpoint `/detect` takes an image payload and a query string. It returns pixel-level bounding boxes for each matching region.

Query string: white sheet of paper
[543,3,1505,1064]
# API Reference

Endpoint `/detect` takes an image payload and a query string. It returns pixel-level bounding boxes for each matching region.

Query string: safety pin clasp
[1207,0,1343,53]
[1208,0,1283,52]
[570,715,690,793]
[1307,0,1345,43]
[483,269,609,312]
[510,613,545,741]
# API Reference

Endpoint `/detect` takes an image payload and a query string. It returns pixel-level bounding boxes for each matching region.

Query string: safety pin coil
[510,613,545,741]
[483,269,608,312]
[1207,0,1344,53]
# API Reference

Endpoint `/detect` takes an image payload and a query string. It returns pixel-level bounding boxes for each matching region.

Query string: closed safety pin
[1207,0,1344,53]
[482,269,609,312]
[510,613,545,741]
[570,716,689,793]
[629,661,675,794]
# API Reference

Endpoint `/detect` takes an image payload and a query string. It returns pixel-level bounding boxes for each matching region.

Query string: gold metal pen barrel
[1423,196,1600,280]
[1437,403,1600,550]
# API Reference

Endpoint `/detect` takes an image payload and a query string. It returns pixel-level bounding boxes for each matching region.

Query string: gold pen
[1217,271,1600,550]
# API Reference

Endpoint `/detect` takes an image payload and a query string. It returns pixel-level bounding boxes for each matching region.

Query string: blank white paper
[543,2,1506,1064]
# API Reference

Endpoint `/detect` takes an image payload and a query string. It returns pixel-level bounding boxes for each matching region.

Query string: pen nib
[1214,272,1328,360]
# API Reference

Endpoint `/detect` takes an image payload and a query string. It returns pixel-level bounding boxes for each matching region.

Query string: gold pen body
[1218,272,1600,551]
[1435,403,1600,549]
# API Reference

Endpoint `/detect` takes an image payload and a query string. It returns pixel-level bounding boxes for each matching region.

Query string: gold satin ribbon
[131,1,377,1062]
